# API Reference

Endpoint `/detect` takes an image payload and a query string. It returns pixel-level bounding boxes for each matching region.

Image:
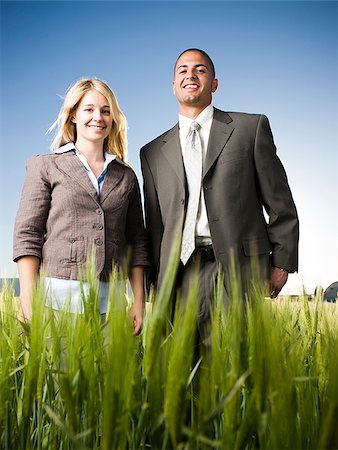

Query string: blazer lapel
[99,161,125,204]
[203,109,234,178]
[160,124,185,187]
[55,152,98,201]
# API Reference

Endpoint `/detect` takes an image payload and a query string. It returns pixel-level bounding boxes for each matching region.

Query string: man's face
[172,51,218,111]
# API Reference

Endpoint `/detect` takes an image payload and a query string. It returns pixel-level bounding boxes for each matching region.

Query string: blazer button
[95,238,103,246]
[95,208,103,215]
[180,199,185,205]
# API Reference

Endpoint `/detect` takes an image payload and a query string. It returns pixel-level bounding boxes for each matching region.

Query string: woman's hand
[129,266,146,335]
[130,298,144,335]
[18,293,33,323]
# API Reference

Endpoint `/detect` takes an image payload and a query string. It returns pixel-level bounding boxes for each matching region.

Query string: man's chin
[182,95,201,105]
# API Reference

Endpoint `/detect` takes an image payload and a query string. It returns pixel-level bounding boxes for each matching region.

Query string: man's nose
[186,69,197,79]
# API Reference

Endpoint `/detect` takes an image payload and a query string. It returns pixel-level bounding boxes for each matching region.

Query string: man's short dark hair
[175,48,216,78]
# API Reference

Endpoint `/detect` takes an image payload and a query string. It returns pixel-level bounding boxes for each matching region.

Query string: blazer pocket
[242,238,272,256]
[59,236,86,265]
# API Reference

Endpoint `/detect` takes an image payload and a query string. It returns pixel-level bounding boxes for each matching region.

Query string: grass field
[0,256,337,449]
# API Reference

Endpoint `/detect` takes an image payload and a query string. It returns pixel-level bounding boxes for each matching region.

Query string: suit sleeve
[254,115,299,272]
[13,155,51,262]
[140,147,164,286]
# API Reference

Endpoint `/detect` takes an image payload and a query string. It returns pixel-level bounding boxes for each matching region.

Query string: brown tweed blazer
[13,151,149,280]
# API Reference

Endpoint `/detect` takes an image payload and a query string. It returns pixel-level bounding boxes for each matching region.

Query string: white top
[179,104,214,245]
[44,142,117,314]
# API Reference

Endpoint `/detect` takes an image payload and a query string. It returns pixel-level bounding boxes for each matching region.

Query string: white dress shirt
[179,104,214,246]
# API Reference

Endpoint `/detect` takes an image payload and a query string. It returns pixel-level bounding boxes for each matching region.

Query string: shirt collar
[53,142,76,154]
[179,104,214,138]
[53,142,116,164]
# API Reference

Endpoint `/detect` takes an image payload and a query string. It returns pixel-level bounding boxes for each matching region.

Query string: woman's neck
[74,139,105,164]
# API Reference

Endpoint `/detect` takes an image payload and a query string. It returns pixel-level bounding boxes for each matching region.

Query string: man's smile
[183,84,199,90]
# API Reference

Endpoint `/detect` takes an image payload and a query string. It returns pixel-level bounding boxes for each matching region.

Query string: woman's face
[72,89,113,147]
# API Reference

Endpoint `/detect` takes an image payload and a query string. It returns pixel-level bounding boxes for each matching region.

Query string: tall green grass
[0,259,337,449]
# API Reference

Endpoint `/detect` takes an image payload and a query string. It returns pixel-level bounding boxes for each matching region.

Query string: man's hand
[270,266,288,298]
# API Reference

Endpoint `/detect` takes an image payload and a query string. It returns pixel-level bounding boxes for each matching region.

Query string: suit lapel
[99,161,125,204]
[160,124,185,187]
[159,110,235,184]
[203,108,234,178]
[55,152,98,201]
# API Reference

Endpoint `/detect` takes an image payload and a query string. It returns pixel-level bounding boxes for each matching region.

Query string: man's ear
[212,78,218,93]
[172,80,176,96]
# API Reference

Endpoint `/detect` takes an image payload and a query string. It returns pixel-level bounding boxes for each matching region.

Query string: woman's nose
[93,109,103,121]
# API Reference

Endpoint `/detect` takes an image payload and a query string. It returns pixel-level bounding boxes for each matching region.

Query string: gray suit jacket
[140,108,299,287]
[13,151,149,280]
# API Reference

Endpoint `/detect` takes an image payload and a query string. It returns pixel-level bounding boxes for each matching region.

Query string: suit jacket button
[181,199,185,205]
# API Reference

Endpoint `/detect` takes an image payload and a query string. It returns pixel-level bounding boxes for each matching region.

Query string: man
[140,48,299,319]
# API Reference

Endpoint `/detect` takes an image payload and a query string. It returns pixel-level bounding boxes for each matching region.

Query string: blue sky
[1,1,337,293]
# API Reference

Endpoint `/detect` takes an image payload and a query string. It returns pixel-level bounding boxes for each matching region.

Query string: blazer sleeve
[254,115,299,272]
[125,173,150,268]
[140,147,164,286]
[13,155,51,262]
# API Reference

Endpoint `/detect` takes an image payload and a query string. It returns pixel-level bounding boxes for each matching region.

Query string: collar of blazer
[160,108,235,185]
[53,151,125,205]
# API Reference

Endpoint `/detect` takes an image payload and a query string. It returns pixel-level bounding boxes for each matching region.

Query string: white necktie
[180,121,202,265]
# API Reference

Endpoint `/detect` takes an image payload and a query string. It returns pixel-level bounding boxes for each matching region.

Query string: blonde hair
[49,78,127,161]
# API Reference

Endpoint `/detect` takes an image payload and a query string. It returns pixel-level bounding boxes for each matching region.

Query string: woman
[13,78,149,334]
